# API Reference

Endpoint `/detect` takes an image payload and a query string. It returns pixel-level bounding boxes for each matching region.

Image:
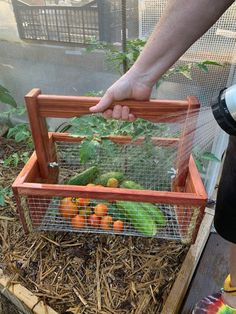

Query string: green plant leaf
[84,90,104,97]
[202,60,222,66]
[13,153,20,166]
[6,127,15,139]
[0,91,17,107]
[21,151,30,164]
[101,139,117,157]
[7,124,29,141]
[156,79,163,90]
[3,158,10,166]
[0,85,10,94]
[179,69,192,80]
[14,130,29,142]
[126,52,135,61]
[80,139,100,163]
[0,187,12,206]
[15,106,26,116]
[0,194,4,206]
[194,158,205,174]
[201,152,220,162]
[86,38,146,74]
[196,63,209,73]
[8,153,19,167]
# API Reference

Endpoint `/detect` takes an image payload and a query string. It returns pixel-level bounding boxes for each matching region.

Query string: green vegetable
[96,171,124,186]
[67,166,99,185]
[116,201,157,236]
[120,180,144,190]
[140,203,166,227]
[109,204,126,221]
[120,180,166,228]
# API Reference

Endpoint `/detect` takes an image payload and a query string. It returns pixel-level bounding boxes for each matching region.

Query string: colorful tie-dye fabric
[193,292,236,314]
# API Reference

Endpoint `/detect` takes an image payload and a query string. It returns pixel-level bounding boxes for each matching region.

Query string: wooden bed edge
[0,270,58,314]
[161,207,214,314]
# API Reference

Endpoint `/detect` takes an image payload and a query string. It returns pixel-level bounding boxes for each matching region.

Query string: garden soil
[0,294,20,314]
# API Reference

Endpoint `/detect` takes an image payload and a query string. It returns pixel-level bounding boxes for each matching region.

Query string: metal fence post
[12,0,26,39]
[121,0,127,73]
[97,0,112,42]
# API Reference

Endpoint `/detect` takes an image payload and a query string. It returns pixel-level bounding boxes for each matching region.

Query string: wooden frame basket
[12,89,207,243]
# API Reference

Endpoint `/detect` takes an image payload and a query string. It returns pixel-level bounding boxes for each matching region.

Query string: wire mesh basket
[12,89,207,243]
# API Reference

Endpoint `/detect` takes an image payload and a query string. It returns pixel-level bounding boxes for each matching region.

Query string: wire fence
[12,0,138,45]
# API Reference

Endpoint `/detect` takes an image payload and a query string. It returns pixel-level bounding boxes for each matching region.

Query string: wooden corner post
[25,89,50,179]
[175,96,200,188]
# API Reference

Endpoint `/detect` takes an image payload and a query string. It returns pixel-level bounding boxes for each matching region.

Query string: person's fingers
[103,106,135,121]
[128,113,136,122]
[112,105,122,119]
[102,109,113,119]
[121,106,130,120]
[89,90,113,113]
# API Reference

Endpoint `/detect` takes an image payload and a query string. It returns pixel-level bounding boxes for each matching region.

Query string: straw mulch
[0,137,189,314]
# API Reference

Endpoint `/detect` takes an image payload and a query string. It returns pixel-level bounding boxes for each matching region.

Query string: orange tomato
[101,216,113,230]
[76,197,90,207]
[94,203,108,217]
[107,178,119,188]
[113,220,124,232]
[59,197,78,219]
[86,183,96,187]
[88,214,101,228]
[71,215,86,229]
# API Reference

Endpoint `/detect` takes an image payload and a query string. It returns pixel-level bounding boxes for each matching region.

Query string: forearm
[90,0,235,114]
[130,0,234,87]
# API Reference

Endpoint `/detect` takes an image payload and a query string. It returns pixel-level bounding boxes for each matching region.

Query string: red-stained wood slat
[188,155,208,199]
[12,187,30,233]
[12,152,41,186]
[16,182,206,206]
[51,132,180,147]
[36,94,193,122]
[189,155,208,242]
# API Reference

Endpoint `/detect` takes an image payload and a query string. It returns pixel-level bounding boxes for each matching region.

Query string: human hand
[89,70,153,121]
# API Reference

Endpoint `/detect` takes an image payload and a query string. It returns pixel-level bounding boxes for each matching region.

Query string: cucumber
[140,203,166,227]
[120,181,166,228]
[120,180,144,190]
[116,201,157,236]
[66,166,99,186]
[96,171,124,186]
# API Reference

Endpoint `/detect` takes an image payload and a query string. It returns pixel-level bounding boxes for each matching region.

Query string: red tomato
[88,214,101,228]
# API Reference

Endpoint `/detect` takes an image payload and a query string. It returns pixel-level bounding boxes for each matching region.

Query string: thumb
[90,91,113,113]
